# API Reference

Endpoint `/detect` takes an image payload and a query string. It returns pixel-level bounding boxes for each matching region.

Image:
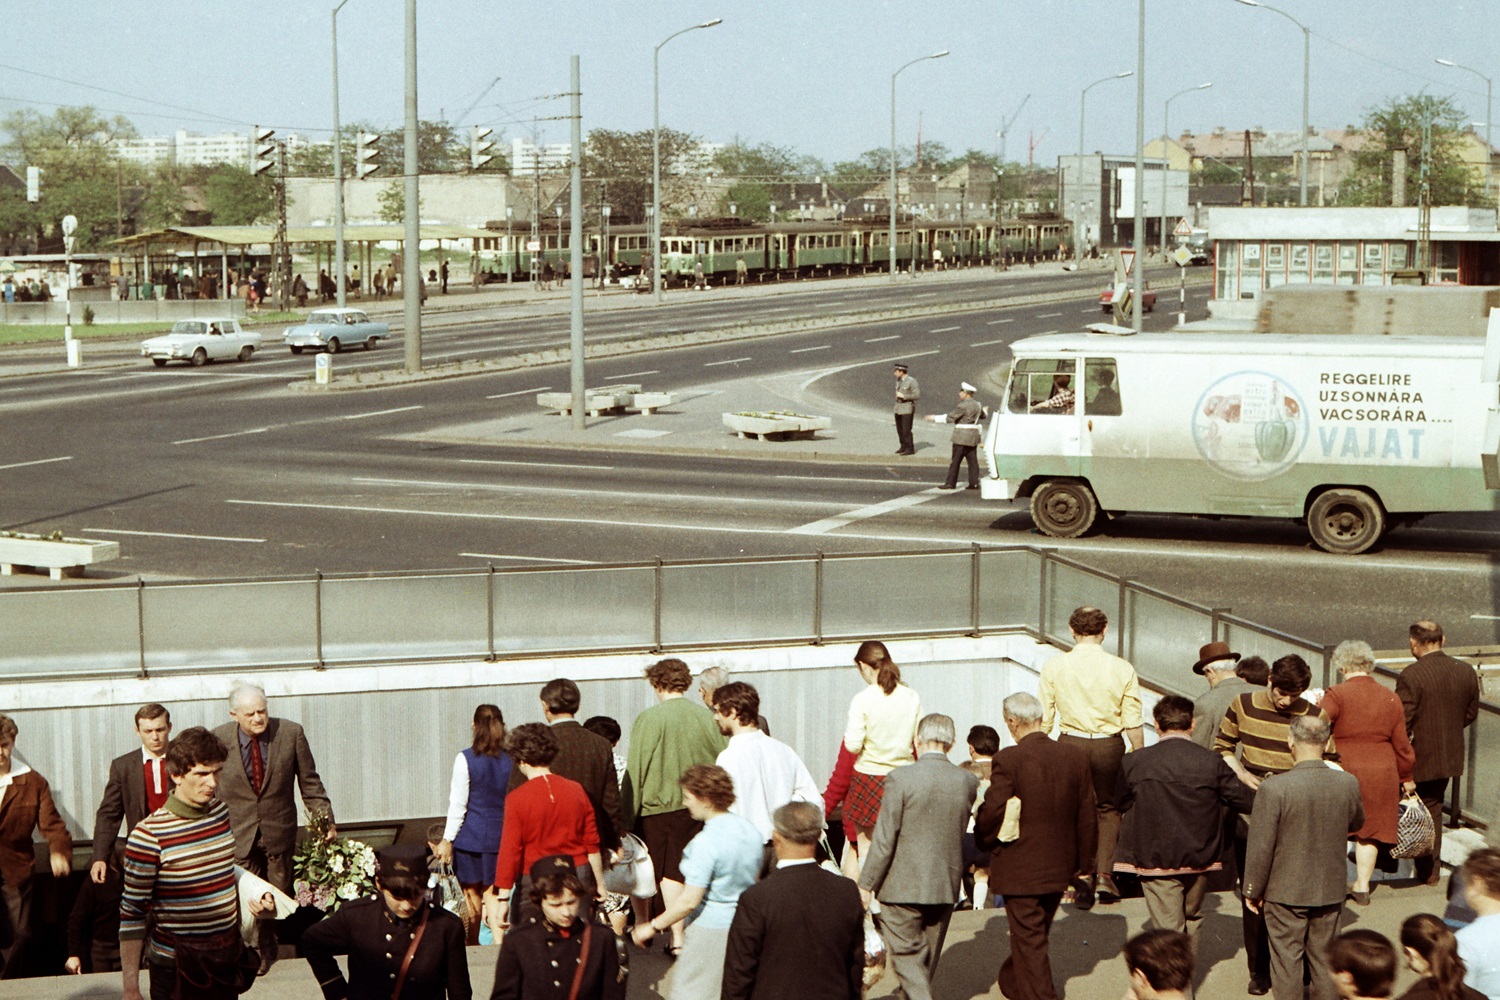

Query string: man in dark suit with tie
[213,682,335,974]
[975,692,1096,1000]
[723,801,864,1000]
[1397,619,1481,885]
[858,713,979,1000]
[511,678,625,853]
[89,704,172,885]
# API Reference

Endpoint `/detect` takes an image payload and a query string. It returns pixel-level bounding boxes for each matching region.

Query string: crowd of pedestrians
[2,611,1493,1000]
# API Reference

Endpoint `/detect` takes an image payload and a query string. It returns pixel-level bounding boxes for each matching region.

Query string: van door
[1003,357,1083,475]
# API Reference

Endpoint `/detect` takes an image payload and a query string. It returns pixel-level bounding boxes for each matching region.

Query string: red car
[1099,283,1156,313]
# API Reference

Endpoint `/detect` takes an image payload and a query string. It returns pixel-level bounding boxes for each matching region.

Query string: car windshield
[307,312,337,324]
[170,321,207,335]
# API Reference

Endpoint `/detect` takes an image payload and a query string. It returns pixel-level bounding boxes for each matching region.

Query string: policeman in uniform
[302,844,471,1000]
[927,381,985,489]
[893,362,921,455]
[490,855,623,1000]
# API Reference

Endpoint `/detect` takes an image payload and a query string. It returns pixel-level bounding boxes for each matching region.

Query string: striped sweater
[120,794,238,965]
[1213,689,1330,776]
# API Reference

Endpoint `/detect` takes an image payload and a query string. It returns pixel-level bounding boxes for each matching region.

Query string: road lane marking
[486,385,552,399]
[786,487,947,535]
[1036,312,1062,318]
[343,405,424,420]
[459,552,598,565]
[985,318,1013,325]
[795,348,941,390]
[703,357,752,367]
[458,458,614,471]
[969,338,1008,347]
[775,474,930,486]
[0,456,72,471]
[227,499,785,536]
[173,428,271,445]
[81,528,265,543]
[349,476,838,508]
[864,335,901,343]
[605,370,660,379]
[930,325,960,333]
[789,345,830,354]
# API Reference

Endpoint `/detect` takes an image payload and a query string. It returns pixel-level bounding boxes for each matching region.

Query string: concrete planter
[0,534,121,580]
[722,411,832,441]
[538,384,666,417]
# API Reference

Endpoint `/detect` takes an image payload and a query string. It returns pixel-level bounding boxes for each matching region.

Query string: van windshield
[1008,358,1076,414]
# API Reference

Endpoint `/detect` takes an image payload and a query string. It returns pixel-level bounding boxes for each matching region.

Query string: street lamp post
[653,17,721,305]
[1162,83,1212,254]
[1236,0,1309,206]
[1437,59,1493,206]
[1075,70,1133,261]
[601,204,611,285]
[331,0,354,309]
[890,50,949,281]
[505,206,513,283]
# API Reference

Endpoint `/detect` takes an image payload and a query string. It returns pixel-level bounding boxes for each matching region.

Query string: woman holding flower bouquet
[435,705,513,945]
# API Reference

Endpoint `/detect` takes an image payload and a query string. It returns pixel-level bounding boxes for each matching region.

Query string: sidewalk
[27,876,1455,999]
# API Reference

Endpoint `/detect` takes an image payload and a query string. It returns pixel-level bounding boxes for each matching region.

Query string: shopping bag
[1392,794,1436,860]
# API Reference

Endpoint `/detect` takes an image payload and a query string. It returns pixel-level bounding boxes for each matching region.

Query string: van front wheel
[1307,488,1384,555]
[1030,480,1099,538]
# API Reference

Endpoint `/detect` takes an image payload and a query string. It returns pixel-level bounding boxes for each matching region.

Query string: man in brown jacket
[0,713,72,978]
[1397,620,1481,884]
[975,692,1096,1000]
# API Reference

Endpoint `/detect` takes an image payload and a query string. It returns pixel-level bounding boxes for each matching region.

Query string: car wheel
[326,338,341,354]
[1029,480,1099,538]
[365,337,378,351]
[190,348,208,367]
[1307,488,1385,555]
[290,346,304,355]
[237,346,254,362]
[151,358,167,367]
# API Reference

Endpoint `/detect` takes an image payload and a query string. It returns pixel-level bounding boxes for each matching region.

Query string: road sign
[315,353,332,385]
[526,240,542,252]
[1172,217,1193,237]
[1119,248,1136,278]
[61,214,77,237]
[1172,244,1193,267]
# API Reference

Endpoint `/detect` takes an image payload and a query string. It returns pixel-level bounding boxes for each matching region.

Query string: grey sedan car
[282,308,389,354]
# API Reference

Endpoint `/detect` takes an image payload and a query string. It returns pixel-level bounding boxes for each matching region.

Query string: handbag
[433,861,472,930]
[862,913,887,990]
[1393,793,1436,860]
[604,833,655,897]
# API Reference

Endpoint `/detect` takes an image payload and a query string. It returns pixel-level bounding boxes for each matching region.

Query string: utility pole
[402,0,421,372]
[273,141,291,310]
[568,56,586,432]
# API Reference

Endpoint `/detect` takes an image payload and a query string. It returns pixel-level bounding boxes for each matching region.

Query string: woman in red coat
[1322,639,1416,905]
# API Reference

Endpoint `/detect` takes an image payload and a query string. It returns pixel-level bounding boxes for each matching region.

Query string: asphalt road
[4,266,1499,652]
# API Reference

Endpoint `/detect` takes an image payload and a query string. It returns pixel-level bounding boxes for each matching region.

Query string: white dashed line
[787,487,948,535]
[485,386,552,399]
[81,528,265,543]
[0,456,72,471]
[604,370,660,379]
[969,338,1007,347]
[1037,312,1062,319]
[930,326,960,333]
[343,405,424,420]
[458,459,614,471]
[865,335,901,343]
[789,345,830,354]
[173,428,271,445]
[704,357,752,367]
[985,318,1013,326]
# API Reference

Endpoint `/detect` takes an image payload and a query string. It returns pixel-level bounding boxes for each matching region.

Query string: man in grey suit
[858,714,979,1000]
[89,704,172,883]
[213,682,335,974]
[1242,714,1364,1000]
[1397,619,1481,884]
[1188,643,1258,751]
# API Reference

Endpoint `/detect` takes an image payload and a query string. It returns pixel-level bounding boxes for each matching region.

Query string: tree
[0,106,136,251]
[582,127,700,223]
[1339,94,1479,207]
[711,140,819,180]
[377,180,424,223]
[199,165,274,225]
[716,181,772,221]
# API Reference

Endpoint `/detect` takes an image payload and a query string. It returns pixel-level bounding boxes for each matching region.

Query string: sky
[7,1,1498,171]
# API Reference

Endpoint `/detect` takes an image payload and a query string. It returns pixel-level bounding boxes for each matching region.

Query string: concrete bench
[722,411,832,441]
[537,384,643,417]
[628,392,674,415]
[0,534,121,580]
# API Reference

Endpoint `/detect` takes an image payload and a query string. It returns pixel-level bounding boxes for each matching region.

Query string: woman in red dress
[1322,639,1416,905]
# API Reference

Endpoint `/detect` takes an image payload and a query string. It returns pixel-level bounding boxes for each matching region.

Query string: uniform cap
[529,854,576,883]
[376,844,428,886]
[961,382,976,393]
[893,362,908,372]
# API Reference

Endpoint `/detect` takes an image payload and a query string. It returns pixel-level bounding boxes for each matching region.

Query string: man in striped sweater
[121,727,273,1000]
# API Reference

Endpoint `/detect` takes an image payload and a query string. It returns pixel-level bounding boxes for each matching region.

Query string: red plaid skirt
[846,770,887,830]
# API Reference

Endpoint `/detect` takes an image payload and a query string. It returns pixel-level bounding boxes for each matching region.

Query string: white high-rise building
[112,129,321,170]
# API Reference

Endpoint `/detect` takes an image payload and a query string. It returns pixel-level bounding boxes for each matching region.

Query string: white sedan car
[141,318,262,367]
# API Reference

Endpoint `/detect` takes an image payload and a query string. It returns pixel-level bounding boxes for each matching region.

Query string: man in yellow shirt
[1038,606,1144,904]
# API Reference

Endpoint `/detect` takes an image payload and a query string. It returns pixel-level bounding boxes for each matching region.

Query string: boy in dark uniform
[490,856,623,1000]
[302,844,471,1000]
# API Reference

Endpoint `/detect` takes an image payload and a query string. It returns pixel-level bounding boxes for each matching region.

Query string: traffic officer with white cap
[927,382,985,490]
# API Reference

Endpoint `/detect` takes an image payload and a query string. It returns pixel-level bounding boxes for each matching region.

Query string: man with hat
[892,363,921,455]
[926,382,986,490]
[489,855,623,1000]
[1189,642,1256,752]
[302,843,471,1000]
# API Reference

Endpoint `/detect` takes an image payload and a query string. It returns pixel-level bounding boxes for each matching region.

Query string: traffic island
[0,531,120,580]
[722,410,832,441]
[536,385,676,417]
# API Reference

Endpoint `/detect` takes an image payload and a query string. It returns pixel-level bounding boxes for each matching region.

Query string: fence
[4,543,1494,823]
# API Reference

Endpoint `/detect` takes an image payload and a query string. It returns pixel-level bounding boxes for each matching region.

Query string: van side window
[1007,359,1076,415]
[1085,358,1122,416]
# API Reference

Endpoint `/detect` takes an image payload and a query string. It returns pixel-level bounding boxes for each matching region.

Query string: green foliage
[0,106,137,252]
[199,165,274,225]
[582,127,700,223]
[376,180,424,223]
[1339,94,1479,207]
[717,181,772,221]
[711,140,820,180]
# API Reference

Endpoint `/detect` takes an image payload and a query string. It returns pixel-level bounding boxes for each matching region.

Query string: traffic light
[252,127,276,176]
[470,126,495,171]
[25,166,39,203]
[356,131,381,180]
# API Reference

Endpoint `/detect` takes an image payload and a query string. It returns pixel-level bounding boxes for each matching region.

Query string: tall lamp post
[331,0,354,309]
[1236,0,1309,206]
[890,50,949,280]
[1075,70,1133,260]
[1436,58,1493,206]
[1162,82,1212,253]
[652,17,721,304]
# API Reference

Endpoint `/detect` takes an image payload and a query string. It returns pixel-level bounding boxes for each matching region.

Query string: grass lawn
[0,312,304,346]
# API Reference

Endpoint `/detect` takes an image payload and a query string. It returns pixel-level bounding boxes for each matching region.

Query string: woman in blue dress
[436,703,512,944]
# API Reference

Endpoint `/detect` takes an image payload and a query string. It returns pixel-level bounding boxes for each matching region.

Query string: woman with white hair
[1322,639,1416,905]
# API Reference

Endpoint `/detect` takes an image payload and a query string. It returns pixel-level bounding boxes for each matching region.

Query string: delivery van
[979,322,1500,554]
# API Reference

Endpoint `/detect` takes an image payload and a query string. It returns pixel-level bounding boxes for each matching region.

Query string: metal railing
[4,543,1494,822]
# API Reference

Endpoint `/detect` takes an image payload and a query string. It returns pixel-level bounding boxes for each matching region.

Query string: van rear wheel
[1307,488,1384,555]
[1030,480,1099,538]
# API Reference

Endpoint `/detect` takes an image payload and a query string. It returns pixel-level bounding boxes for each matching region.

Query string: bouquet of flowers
[292,809,376,912]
